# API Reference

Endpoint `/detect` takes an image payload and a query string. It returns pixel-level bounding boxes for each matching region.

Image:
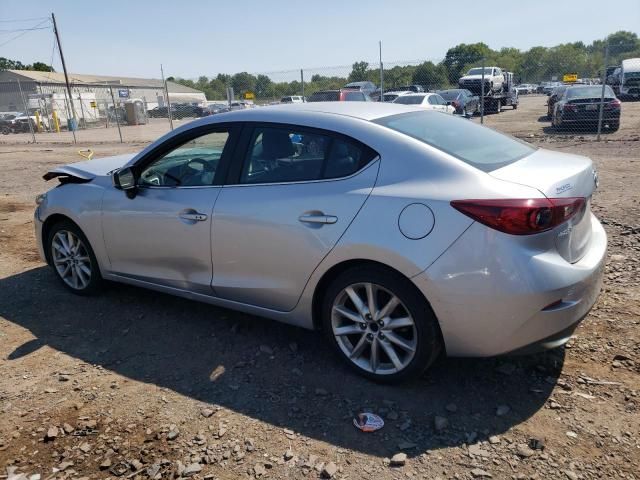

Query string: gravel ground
[0,96,639,480]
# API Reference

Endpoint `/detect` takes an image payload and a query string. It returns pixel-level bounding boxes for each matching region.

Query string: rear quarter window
[374,111,535,172]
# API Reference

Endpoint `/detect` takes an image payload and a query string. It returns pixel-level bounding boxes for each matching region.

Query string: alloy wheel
[51,230,92,290]
[331,282,417,375]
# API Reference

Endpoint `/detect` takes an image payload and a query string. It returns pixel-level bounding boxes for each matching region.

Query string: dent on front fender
[39,182,110,273]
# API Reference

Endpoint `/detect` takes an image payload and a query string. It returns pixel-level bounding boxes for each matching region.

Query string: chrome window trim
[222,156,380,188]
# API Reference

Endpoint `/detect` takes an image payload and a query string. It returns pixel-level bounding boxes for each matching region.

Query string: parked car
[392,93,455,114]
[552,85,621,132]
[281,96,305,104]
[172,104,205,119]
[344,81,378,97]
[203,103,229,115]
[436,89,479,116]
[148,104,205,119]
[307,89,371,102]
[37,102,606,382]
[0,117,12,135]
[381,90,412,102]
[543,82,562,95]
[458,66,505,95]
[393,85,425,93]
[515,84,535,94]
[547,85,569,118]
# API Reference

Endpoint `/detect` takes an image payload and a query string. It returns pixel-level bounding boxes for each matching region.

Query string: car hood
[43,153,136,182]
[460,75,490,81]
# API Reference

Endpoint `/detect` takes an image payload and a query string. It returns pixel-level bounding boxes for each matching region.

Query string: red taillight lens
[563,103,577,112]
[452,101,460,108]
[608,99,621,109]
[450,197,586,235]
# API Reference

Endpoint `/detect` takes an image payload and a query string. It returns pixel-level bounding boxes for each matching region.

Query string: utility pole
[161,64,173,131]
[51,12,77,143]
[596,42,610,141]
[379,41,384,102]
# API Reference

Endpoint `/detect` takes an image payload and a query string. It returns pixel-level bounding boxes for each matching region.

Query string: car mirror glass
[113,167,136,190]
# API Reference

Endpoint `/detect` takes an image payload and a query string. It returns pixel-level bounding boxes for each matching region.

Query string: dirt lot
[1,96,639,480]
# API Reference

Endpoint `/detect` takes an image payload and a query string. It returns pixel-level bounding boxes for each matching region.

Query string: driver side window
[139,130,230,187]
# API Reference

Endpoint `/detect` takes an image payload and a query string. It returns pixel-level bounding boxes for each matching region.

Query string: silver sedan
[35,102,606,382]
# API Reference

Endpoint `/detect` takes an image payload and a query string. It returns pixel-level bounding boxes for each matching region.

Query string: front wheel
[47,220,102,295]
[322,266,442,383]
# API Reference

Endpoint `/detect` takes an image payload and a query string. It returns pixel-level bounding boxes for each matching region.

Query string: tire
[321,265,442,383]
[608,122,620,132]
[47,220,102,295]
[1,126,9,135]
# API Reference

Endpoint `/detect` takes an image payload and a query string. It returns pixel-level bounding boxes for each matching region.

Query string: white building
[0,69,206,115]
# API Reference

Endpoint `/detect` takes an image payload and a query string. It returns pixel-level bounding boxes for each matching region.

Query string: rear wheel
[608,122,620,132]
[322,266,442,383]
[47,220,102,295]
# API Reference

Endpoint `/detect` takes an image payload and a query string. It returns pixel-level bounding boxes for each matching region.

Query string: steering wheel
[187,157,215,173]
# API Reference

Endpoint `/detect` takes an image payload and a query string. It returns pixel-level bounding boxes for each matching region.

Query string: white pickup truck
[458,66,505,95]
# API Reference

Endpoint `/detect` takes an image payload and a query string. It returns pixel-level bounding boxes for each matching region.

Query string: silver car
[35,103,606,382]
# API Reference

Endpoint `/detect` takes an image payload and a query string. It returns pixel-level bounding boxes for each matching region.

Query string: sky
[2,0,639,80]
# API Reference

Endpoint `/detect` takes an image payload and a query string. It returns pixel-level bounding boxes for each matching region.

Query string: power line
[0,17,49,23]
[0,19,50,48]
[0,26,51,34]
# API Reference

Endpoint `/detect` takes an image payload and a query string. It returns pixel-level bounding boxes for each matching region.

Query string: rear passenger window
[344,92,365,101]
[239,126,377,184]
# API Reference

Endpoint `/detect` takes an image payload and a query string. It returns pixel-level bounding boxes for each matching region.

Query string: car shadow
[0,267,563,457]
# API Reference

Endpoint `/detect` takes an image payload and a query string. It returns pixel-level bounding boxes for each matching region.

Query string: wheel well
[41,214,77,265]
[311,259,435,330]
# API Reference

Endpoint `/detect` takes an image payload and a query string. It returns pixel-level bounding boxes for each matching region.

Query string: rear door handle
[298,214,338,225]
[179,212,208,222]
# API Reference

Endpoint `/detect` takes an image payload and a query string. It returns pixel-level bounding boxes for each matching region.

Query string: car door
[101,125,238,294]
[211,123,380,311]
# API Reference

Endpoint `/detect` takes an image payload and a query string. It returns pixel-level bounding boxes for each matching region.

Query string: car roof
[196,101,425,123]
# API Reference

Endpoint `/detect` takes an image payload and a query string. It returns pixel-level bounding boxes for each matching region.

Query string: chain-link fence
[1,40,639,146]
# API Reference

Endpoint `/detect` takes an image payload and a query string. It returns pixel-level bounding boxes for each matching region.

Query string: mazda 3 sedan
[35,103,606,382]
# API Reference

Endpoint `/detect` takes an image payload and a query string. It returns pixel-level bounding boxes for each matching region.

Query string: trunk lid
[43,153,135,182]
[489,149,598,263]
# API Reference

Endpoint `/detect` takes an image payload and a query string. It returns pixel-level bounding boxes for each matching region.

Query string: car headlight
[35,193,47,205]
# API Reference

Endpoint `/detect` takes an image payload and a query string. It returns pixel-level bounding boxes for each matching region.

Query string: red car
[307,89,371,102]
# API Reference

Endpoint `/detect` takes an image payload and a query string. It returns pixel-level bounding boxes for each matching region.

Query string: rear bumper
[560,111,620,124]
[414,213,607,357]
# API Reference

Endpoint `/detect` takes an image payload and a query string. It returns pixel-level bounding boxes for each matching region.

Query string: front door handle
[298,213,338,225]
[179,212,208,222]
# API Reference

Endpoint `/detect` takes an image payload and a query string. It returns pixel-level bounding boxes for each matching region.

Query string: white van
[619,58,640,100]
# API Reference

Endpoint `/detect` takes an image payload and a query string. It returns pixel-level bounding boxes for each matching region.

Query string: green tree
[28,61,53,72]
[255,74,273,98]
[231,72,257,96]
[412,62,448,89]
[348,61,369,82]
[443,43,492,83]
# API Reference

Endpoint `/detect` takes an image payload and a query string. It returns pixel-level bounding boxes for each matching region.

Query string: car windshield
[467,68,493,75]
[374,111,535,172]
[393,95,424,105]
[566,86,615,99]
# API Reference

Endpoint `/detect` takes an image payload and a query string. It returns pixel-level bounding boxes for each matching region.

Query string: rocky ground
[0,96,639,479]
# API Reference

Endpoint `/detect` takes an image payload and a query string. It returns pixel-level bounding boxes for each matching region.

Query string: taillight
[452,101,460,108]
[450,198,586,235]
[563,103,577,112]
[608,99,621,109]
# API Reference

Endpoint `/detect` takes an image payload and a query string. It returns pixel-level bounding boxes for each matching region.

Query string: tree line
[169,31,640,101]
[0,57,54,72]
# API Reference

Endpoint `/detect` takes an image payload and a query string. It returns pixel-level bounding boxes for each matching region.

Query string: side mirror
[113,167,137,198]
